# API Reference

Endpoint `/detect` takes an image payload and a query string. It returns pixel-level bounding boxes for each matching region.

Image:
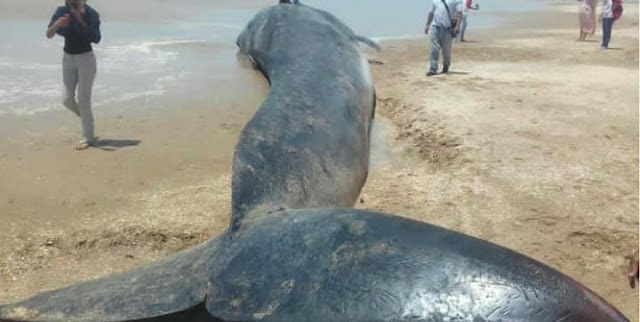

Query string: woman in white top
[600,0,614,48]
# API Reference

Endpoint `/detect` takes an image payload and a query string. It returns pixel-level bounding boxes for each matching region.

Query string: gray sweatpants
[62,51,96,142]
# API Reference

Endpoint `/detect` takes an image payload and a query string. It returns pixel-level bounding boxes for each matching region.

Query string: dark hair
[65,0,86,7]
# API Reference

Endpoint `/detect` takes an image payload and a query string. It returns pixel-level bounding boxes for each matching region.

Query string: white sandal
[75,141,91,150]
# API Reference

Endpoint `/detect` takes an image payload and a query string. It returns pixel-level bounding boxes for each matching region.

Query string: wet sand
[1,1,638,320]
[0,42,270,302]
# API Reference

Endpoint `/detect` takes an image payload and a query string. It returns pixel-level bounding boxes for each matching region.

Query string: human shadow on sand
[443,71,469,76]
[92,138,141,151]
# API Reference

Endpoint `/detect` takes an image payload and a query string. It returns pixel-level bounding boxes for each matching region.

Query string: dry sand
[0,1,638,320]
[361,2,639,319]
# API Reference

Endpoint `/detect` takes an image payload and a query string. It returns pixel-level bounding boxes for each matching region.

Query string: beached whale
[0,4,629,322]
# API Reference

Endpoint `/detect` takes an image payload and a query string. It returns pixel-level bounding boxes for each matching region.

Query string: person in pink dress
[578,0,598,41]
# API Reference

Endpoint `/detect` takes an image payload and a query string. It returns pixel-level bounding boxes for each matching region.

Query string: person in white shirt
[599,0,614,48]
[424,0,463,76]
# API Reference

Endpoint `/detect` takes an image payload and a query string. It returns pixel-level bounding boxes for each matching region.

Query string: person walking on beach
[424,0,463,76]
[46,0,101,150]
[458,0,479,42]
[577,0,598,41]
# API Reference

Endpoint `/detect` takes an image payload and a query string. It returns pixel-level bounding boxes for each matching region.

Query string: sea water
[0,0,555,116]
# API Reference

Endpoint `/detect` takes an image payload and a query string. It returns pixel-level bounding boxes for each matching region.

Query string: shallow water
[0,0,549,116]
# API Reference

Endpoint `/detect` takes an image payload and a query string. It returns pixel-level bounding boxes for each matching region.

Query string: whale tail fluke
[0,240,221,322]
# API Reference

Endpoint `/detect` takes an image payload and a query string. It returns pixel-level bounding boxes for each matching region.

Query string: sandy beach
[363,3,639,318]
[0,0,638,320]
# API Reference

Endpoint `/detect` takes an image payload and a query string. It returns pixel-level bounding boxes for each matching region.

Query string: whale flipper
[355,35,381,51]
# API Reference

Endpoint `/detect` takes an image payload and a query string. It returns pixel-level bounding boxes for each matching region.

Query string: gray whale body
[206,209,628,322]
[0,4,628,322]
[231,3,376,231]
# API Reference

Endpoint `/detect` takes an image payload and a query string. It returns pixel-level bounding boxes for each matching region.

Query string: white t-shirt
[430,0,463,28]
[602,0,613,18]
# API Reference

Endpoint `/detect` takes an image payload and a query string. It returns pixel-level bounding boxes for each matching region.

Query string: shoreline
[0,0,557,118]
[1,1,639,319]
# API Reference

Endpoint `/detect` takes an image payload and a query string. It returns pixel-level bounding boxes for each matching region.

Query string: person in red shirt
[458,0,479,42]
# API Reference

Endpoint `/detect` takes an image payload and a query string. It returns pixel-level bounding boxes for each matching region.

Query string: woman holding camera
[46,0,101,150]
